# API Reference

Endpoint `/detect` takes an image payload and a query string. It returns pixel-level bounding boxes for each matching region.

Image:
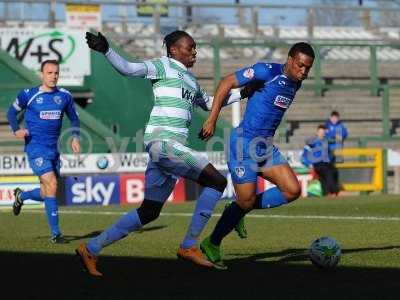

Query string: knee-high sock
[210,202,246,246]
[44,197,60,236]
[253,187,288,209]
[87,209,142,256]
[21,188,43,202]
[181,187,222,249]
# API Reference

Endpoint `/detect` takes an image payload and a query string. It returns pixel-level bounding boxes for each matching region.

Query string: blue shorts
[28,156,61,177]
[227,129,287,184]
[144,140,209,203]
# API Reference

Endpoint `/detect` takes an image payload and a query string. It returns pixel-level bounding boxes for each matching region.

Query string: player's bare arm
[201,73,239,140]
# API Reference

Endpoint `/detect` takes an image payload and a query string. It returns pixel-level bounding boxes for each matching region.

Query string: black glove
[240,80,265,98]
[85,32,109,54]
[198,128,206,140]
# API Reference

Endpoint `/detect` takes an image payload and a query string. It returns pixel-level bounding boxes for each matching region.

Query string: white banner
[0,151,305,176]
[0,153,150,175]
[66,4,102,32]
[0,28,90,86]
[0,178,41,206]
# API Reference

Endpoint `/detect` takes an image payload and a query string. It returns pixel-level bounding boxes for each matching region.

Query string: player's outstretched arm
[85,32,109,54]
[85,31,149,78]
[200,74,239,140]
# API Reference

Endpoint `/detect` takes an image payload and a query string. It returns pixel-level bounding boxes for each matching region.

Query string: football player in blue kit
[7,60,80,244]
[199,42,315,269]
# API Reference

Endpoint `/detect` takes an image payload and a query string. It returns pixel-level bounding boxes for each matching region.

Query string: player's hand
[199,119,216,141]
[14,129,29,139]
[71,137,81,154]
[85,32,109,54]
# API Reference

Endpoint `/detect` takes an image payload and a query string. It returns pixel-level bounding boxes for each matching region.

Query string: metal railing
[196,39,400,96]
[2,0,400,36]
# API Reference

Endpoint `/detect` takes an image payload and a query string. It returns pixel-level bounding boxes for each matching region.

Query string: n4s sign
[0,28,90,86]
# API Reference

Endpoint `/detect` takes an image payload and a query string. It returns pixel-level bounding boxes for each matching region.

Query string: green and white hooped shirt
[105,48,242,146]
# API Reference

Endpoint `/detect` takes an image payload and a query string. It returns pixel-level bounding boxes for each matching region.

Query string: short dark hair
[40,60,59,72]
[163,30,193,57]
[317,124,326,130]
[330,110,340,117]
[288,42,315,59]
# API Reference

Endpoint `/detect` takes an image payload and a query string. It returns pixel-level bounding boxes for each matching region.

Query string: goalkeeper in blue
[199,42,315,269]
[7,60,81,244]
[76,30,258,276]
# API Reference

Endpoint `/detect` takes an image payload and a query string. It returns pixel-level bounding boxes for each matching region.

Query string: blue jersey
[8,86,79,159]
[324,119,348,151]
[301,136,333,167]
[235,63,301,138]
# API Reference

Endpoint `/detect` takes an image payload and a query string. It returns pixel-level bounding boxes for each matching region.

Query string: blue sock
[181,187,222,249]
[44,197,60,236]
[87,209,142,256]
[210,202,246,246]
[253,187,288,209]
[21,188,43,202]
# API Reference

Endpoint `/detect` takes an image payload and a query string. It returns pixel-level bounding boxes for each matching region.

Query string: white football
[309,236,341,268]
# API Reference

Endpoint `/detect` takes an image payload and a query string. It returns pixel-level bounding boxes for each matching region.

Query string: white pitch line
[16,209,400,222]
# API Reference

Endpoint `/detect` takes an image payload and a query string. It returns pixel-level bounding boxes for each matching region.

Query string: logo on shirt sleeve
[243,68,255,79]
[40,110,62,120]
[273,95,292,109]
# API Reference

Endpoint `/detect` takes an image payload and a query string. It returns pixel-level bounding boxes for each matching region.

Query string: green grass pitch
[1,195,400,299]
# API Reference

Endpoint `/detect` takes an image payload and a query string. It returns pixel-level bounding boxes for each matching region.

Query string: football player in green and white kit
[76,30,255,276]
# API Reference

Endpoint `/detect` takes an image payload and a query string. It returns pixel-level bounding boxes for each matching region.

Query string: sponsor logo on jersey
[36,97,43,104]
[265,63,273,68]
[273,95,292,109]
[35,157,43,167]
[235,166,245,178]
[278,80,286,86]
[53,96,62,105]
[178,72,183,79]
[243,68,254,79]
[40,110,62,120]
[182,88,195,102]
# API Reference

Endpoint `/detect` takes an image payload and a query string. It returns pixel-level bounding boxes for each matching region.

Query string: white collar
[167,56,188,71]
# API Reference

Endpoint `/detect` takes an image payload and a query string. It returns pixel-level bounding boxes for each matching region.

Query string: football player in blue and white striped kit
[199,43,315,269]
[7,60,80,244]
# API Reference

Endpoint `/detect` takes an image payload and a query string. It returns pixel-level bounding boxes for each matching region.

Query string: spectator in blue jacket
[301,125,340,196]
[325,110,348,152]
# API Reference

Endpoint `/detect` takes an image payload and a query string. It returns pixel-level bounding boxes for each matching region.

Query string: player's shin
[210,201,247,246]
[86,209,143,256]
[253,187,288,209]
[44,197,60,236]
[21,188,43,202]
[181,187,222,249]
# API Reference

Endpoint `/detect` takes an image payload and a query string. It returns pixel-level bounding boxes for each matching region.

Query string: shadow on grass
[230,245,400,264]
[1,248,400,300]
[34,226,168,243]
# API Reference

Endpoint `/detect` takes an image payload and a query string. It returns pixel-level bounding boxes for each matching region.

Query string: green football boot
[225,202,247,239]
[200,236,227,270]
